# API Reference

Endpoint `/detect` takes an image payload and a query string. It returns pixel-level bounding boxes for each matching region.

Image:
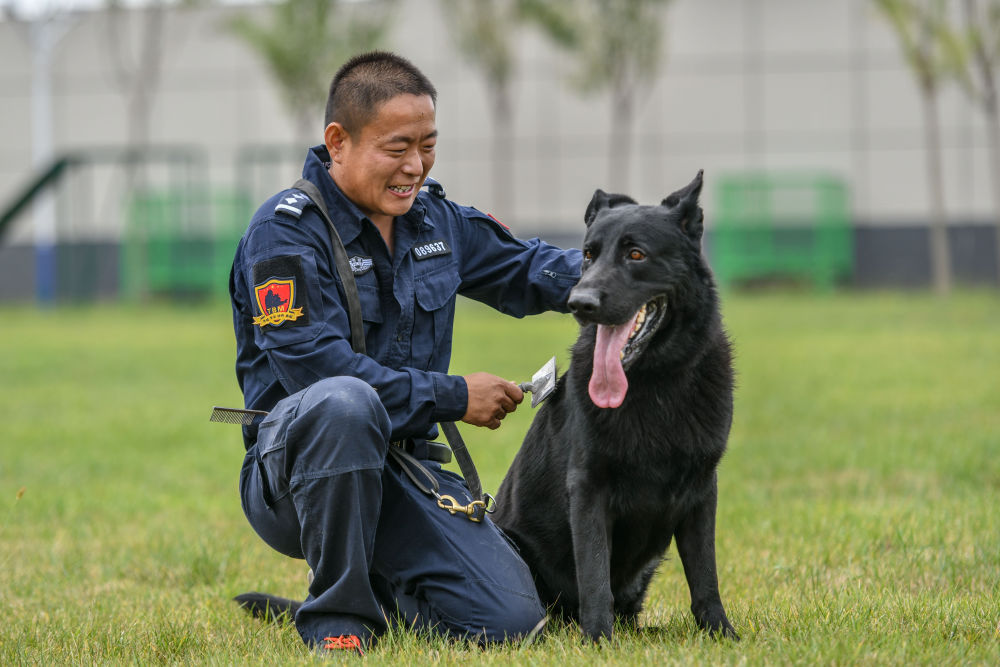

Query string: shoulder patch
[469,207,514,239]
[413,239,452,261]
[274,191,312,218]
[251,255,310,329]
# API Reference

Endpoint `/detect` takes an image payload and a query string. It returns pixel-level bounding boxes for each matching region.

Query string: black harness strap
[292,178,366,355]
[441,421,483,503]
[291,178,489,515]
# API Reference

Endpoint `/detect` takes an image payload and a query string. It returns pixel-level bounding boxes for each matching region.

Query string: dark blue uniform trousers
[239,377,544,647]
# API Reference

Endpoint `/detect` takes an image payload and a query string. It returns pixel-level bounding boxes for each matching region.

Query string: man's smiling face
[327,93,437,228]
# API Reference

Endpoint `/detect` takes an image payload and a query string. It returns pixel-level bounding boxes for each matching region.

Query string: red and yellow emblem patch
[252,278,304,327]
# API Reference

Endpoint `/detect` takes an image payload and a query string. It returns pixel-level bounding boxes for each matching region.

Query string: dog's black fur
[493,171,738,642]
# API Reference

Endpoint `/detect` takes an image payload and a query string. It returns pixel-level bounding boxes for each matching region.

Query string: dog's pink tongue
[589,321,633,408]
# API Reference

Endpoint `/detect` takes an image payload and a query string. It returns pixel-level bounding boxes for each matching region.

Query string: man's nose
[402,149,423,175]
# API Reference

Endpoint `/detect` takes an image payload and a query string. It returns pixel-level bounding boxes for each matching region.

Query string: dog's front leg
[674,479,739,640]
[567,469,614,641]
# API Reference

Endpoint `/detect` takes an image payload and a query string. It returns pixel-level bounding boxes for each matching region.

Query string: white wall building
[0,0,996,297]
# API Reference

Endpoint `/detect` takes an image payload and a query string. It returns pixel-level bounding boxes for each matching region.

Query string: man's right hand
[462,372,524,430]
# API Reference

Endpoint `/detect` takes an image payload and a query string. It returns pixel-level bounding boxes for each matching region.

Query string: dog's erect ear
[661,170,705,240]
[585,189,638,227]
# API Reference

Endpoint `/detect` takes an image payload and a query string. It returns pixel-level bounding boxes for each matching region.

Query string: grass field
[1,290,998,664]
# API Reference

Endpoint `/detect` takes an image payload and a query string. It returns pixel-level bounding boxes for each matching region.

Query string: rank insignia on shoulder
[349,255,373,276]
[274,191,312,218]
[413,239,452,260]
[486,212,510,231]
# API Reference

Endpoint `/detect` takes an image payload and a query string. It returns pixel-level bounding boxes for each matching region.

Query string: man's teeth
[389,185,412,193]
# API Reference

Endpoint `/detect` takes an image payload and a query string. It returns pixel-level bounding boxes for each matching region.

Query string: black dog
[493,171,738,642]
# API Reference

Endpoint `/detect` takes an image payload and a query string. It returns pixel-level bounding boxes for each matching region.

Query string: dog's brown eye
[583,249,593,261]
[629,249,645,261]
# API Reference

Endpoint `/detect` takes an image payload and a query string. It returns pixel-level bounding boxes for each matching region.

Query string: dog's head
[569,170,708,408]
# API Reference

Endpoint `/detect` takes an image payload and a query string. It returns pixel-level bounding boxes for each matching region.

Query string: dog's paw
[699,615,739,641]
[579,617,614,643]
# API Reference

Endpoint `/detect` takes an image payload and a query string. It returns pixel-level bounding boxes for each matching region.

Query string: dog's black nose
[567,288,601,317]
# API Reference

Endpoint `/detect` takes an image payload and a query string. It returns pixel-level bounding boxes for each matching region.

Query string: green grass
[1,291,998,664]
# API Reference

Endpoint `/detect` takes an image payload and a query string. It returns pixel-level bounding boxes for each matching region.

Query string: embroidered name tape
[413,240,451,260]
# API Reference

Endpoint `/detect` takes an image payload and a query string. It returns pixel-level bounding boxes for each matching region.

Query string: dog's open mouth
[589,297,667,409]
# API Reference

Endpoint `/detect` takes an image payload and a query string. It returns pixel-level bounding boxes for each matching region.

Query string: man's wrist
[431,373,468,423]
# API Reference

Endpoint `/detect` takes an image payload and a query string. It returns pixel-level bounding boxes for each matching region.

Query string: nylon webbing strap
[441,421,483,503]
[292,178,366,355]
[290,178,486,507]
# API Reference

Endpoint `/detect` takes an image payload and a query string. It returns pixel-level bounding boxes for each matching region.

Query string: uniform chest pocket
[413,266,460,370]
[355,282,383,327]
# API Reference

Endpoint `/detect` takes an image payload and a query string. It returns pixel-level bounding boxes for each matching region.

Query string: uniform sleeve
[238,211,467,440]
[451,204,583,316]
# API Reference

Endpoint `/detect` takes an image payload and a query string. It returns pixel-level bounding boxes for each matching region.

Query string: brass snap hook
[436,494,487,522]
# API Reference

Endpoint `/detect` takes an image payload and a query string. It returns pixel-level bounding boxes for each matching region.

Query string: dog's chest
[574,420,711,516]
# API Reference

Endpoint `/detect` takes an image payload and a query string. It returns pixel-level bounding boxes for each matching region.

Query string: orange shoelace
[323,634,365,654]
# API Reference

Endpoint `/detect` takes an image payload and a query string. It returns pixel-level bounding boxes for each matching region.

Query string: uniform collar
[302,145,434,247]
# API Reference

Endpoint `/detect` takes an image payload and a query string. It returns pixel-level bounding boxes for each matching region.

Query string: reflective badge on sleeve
[251,255,309,328]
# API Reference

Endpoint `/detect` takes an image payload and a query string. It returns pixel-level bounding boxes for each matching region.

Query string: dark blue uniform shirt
[230,146,581,449]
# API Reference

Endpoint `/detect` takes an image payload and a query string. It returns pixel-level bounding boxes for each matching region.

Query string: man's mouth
[588,297,667,409]
[388,184,415,196]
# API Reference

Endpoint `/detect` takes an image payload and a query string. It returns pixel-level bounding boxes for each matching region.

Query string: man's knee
[462,590,546,645]
[290,377,391,472]
[300,376,385,425]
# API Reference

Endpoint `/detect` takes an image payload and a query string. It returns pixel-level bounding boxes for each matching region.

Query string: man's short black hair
[325,51,437,137]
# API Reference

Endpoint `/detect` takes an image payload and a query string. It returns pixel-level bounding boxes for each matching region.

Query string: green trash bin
[711,172,853,290]
[122,187,252,299]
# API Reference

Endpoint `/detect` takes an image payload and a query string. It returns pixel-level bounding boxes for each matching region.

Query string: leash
[293,178,492,521]
[387,446,494,522]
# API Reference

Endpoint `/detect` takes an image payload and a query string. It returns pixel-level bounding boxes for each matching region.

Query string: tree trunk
[986,96,1000,286]
[922,85,952,293]
[608,81,634,193]
[965,0,1000,286]
[490,81,514,222]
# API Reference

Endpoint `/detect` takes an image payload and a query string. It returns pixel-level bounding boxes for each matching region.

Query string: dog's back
[494,171,738,641]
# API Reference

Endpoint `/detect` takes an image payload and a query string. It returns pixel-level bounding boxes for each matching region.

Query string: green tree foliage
[518,0,673,191]
[228,0,396,143]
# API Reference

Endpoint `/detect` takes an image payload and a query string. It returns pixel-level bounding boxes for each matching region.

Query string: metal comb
[209,406,269,426]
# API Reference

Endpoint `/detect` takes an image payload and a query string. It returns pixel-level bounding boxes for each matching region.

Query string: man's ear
[661,169,704,240]
[324,122,350,163]
[585,189,637,227]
